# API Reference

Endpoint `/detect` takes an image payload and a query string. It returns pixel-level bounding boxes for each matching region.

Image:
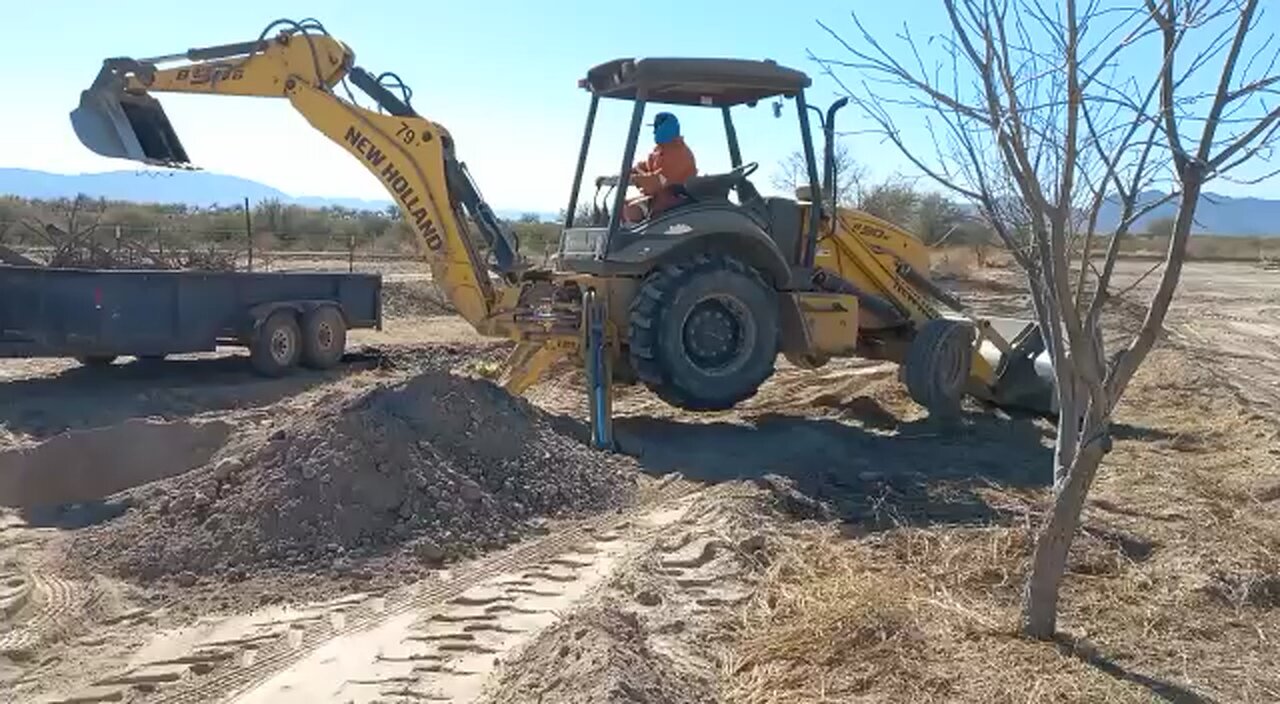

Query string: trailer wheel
[903,318,974,419]
[76,355,117,368]
[300,306,347,370]
[250,310,302,377]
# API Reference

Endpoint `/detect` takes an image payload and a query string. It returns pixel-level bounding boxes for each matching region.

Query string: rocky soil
[65,351,639,587]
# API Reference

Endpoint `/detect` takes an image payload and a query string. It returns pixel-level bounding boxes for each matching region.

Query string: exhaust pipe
[70,63,191,167]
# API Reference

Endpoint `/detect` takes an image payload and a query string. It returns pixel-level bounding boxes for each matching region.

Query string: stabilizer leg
[583,288,615,451]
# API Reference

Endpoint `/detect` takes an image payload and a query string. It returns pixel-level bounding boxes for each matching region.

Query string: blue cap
[653,112,680,144]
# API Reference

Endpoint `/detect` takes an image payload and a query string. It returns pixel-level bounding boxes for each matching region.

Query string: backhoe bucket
[974,318,1058,416]
[70,68,190,167]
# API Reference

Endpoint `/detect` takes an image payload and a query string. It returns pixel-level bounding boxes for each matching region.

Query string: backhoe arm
[72,24,520,336]
[106,31,352,97]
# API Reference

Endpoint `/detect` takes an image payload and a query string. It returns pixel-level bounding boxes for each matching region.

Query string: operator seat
[675,169,765,208]
[677,171,739,201]
[664,167,803,264]
[680,172,747,202]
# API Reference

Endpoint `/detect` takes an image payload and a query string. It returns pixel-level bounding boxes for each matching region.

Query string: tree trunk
[1021,439,1106,639]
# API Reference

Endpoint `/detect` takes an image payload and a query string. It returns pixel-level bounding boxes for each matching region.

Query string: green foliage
[1145,215,1177,238]
[912,193,959,245]
[510,219,560,256]
[559,204,596,227]
[0,194,571,264]
[912,193,989,246]
[858,179,921,226]
[0,196,34,244]
[0,195,420,254]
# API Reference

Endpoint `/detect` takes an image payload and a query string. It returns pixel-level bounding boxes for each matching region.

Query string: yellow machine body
[70,21,1055,428]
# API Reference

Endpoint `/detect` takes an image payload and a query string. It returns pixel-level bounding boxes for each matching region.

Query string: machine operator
[624,112,697,223]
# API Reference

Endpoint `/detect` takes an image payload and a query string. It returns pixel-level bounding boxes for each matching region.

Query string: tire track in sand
[45,476,697,704]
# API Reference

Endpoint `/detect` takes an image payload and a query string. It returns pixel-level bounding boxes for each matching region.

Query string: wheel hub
[316,322,333,350]
[270,328,294,363]
[681,296,749,372]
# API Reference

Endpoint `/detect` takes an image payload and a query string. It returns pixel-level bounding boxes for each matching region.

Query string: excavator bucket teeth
[71,74,190,167]
[974,318,1058,416]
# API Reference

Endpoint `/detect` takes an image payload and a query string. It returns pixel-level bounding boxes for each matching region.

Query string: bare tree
[772,142,867,205]
[19,194,112,267]
[816,0,1279,638]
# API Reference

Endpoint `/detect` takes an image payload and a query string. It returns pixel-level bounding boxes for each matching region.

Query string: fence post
[348,233,356,273]
[244,197,253,272]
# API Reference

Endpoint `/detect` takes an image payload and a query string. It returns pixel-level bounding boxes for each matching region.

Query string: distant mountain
[1095,190,1280,237]
[0,168,558,222]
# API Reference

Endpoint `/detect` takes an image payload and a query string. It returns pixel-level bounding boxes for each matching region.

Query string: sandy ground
[1159,262,1280,409]
[0,259,1277,703]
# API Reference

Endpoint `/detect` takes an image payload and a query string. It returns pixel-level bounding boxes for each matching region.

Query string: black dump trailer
[0,265,382,376]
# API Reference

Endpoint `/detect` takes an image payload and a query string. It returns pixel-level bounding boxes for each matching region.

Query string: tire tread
[627,253,776,411]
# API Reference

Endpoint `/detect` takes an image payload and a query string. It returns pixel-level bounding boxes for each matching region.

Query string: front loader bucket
[974,318,1058,416]
[70,67,190,167]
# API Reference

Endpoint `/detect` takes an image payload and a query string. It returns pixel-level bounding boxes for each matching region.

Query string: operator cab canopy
[581,57,811,106]
[560,56,825,278]
[568,56,818,217]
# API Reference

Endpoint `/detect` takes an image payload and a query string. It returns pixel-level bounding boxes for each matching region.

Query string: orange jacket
[631,137,697,211]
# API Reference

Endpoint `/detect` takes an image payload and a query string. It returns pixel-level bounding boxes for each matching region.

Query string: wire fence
[0,219,417,273]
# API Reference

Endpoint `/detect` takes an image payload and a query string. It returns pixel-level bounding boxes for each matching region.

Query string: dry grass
[931,246,982,278]
[1118,234,1280,261]
[725,525,1154,703]
[928,236,1280,283]
[724,350,1280,704]
[930,245,1016,277]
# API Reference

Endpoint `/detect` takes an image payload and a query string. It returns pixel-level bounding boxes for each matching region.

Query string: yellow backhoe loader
[71,19,1055,448]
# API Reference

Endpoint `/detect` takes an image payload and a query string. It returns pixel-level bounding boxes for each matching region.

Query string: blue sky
[1,1,1275,212]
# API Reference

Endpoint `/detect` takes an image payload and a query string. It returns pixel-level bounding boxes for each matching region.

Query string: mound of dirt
[68,364,638,581]
[381,279,455,317]
[481,605,713,704]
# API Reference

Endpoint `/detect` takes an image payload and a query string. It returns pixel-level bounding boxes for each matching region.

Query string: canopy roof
[581,57,811,107]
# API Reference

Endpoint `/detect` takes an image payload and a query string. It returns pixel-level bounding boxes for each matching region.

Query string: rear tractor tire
[250,310,302,377]
[903,318,975,419]
[628,253,778,411]
[300,306,347,370]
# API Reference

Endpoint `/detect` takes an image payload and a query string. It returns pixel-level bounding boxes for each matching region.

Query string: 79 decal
[396,121,433,145]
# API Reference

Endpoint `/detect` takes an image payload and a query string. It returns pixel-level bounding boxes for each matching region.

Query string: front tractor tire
[628,254,778,411]
[903,318,975,419]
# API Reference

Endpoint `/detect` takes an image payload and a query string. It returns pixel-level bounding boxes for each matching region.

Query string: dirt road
[1160,261,1280,409]
[950,258,1280,408]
